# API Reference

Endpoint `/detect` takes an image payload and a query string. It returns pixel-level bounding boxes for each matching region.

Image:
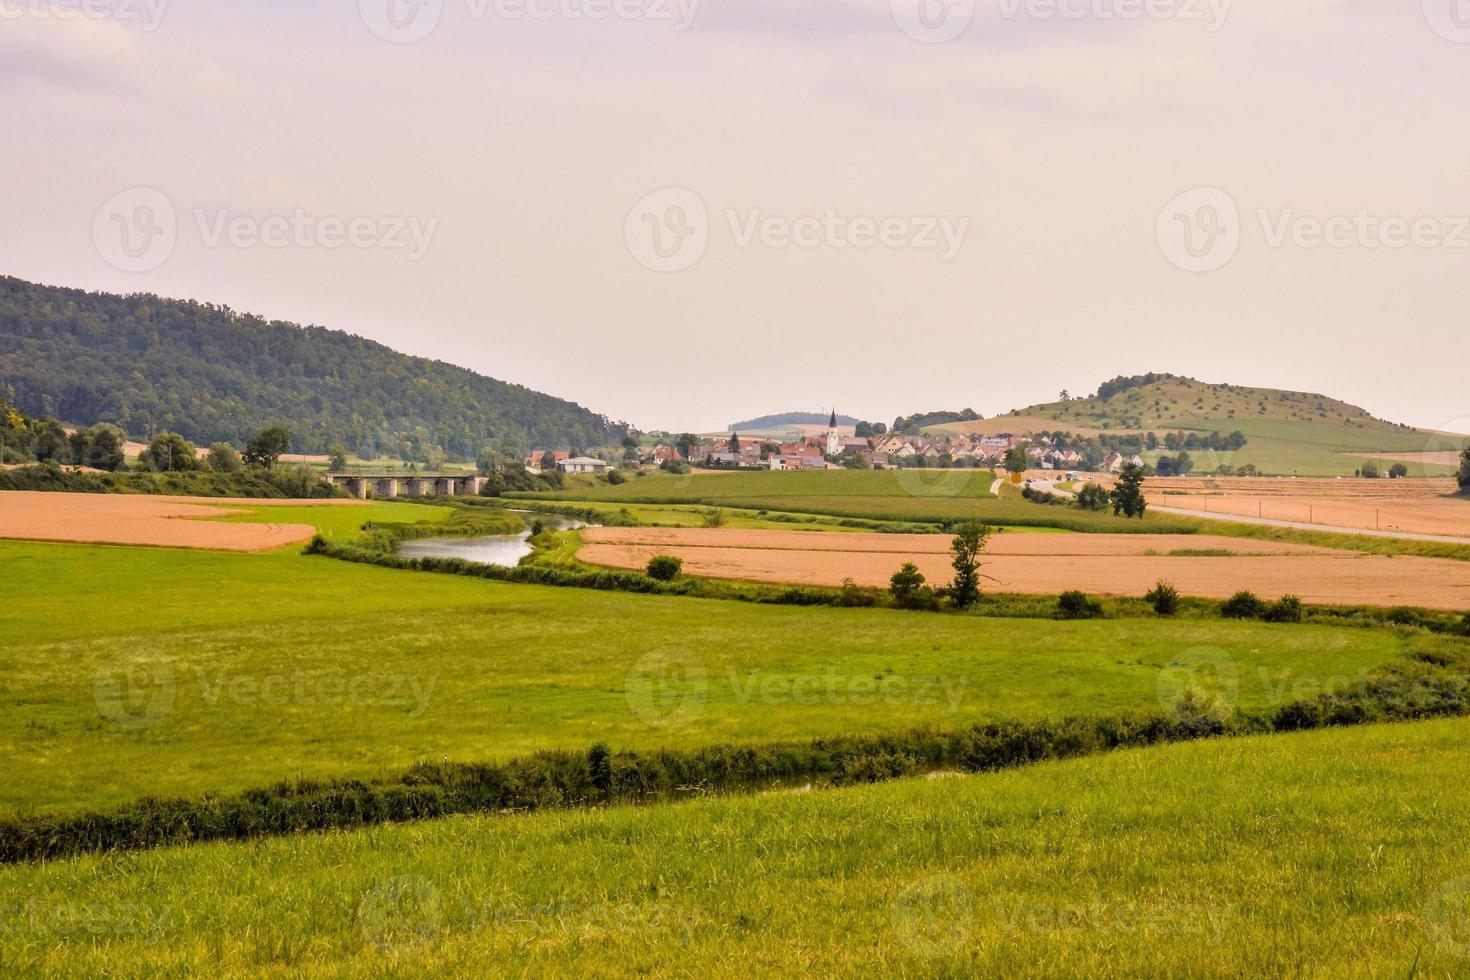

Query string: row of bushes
[6,646,1467,864]
[0,462,344,498]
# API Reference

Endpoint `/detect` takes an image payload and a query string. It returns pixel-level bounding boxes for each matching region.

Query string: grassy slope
[930,376,1461,476]
[0,535,1426,818]
[6,719,1470,977]
[516,469,1199,532]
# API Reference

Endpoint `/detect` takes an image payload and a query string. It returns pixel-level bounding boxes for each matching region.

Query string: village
[525,413,1148,477]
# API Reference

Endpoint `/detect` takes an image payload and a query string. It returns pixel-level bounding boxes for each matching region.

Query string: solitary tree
[889,563,928,609]
[728,432,741,454]
[949,521,991,609]
[1460,448,1470,492]
[243,426,291,468]
[1003,446,1028,475]
[69,423,127,471]
[1110,464,1148,518]
[327,443,349,472]
[675,433,700,459]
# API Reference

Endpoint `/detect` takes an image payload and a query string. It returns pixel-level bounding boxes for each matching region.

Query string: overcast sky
[3,0,1468,433]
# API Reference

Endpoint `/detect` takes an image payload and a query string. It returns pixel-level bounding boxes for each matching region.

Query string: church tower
[825,409,841,457]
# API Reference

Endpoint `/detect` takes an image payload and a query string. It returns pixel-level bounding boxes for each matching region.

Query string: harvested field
[578,526,1470,610]
[581,527,1332,556]
[0,491,363,552]
[1148,477,1470,538]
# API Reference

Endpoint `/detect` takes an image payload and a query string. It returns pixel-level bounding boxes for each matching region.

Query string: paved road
[1027,479,1076,499]
[1149,504,1470,545]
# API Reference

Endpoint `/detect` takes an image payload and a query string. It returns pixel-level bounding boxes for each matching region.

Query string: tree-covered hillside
[0,276,624,458]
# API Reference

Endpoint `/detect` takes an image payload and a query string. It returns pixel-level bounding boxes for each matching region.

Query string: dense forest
[0,276,626,458]
[726,412,861,431]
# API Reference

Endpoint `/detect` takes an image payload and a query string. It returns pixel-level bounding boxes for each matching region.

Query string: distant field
[516,470,1200,532]
[576,526,1470,610]
[8,719,1470,976]
[0,538,1421,818]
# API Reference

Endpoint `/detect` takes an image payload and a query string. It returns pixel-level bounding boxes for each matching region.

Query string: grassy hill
[7,718,1469,975]
[929,374,1464,477]
[0,275,623,458]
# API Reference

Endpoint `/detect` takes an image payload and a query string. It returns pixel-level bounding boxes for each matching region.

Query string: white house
[558,456,610,475]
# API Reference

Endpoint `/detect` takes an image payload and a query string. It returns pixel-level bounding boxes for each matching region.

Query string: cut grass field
[0,537,1433,819]
[5,718,1470,977]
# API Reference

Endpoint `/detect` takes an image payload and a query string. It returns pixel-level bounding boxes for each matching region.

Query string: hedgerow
[5,644,1466,864]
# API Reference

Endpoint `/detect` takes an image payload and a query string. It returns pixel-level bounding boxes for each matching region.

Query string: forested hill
[0,276,624,457]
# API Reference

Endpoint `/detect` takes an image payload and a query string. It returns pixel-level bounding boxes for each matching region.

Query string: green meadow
[516,469,1199,531]
[0,535,1424,818]
[4,719,1470,977]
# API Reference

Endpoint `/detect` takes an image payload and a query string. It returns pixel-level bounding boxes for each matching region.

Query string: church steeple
[828,409,837,428]
[825,408,841,457]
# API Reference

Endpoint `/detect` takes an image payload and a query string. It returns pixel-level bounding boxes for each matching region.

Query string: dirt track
[579,527,1470,611]
[0,492,363,552]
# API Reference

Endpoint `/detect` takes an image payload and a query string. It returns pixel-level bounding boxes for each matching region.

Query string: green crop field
[1,536,1426,818]
[5,719,1470,977]
[515,469,1202,532]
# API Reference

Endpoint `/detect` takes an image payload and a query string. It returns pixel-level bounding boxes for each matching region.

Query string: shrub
[1264,595,1304,623]
[646,555,683,581]
[1057,590,1103,620]
[606,468,627,486]
[1171,685,1236,736]
[207,442,244,473]
[1075,483,1110,512]
[1221,590,1266,619]
[702,507,726,528]
[889,563,938,610]
[1145,580,1180,616]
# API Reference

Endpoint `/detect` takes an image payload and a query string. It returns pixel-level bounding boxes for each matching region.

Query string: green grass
[6,718,1470,977]
[516,470,1200,532]
[0,538,1427,819]
[203,500,453,543]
